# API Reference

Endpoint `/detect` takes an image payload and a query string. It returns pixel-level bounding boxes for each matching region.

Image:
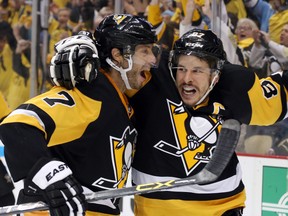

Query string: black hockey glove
[50,31,100,90]
[23,158,86,216]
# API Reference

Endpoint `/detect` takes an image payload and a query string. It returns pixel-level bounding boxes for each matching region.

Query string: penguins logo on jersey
[92,126,137,189]
[154,99,222,175]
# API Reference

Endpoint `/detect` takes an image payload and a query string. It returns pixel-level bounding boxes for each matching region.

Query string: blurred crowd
[0,0,287,156]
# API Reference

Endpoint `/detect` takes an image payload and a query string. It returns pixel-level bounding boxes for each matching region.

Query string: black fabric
[0,160,14,197]
[1,123,52,181]
[0,192,15,206]
[222,207,243,216]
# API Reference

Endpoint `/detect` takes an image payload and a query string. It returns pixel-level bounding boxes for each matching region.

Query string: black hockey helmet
[169,29,227,79]
[94,14,157,66]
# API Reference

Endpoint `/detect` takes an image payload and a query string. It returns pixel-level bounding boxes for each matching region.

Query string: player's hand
[24,158,86,216]
[50,31,100,90]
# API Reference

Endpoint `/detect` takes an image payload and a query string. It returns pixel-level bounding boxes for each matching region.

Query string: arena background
[1,1,287,215]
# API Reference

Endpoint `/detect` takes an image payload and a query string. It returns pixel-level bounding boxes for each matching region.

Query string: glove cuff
[28,158,72,190]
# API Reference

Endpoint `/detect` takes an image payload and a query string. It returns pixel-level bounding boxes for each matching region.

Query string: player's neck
[108,69,126,93]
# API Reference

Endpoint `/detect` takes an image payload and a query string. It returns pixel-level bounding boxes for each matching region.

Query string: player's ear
[214,74,220,83]
[111,48,123,65]
[211,71,220,85]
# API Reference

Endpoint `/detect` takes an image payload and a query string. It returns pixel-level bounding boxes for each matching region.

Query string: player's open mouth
[140,71,146,78]
[183,86,196,95]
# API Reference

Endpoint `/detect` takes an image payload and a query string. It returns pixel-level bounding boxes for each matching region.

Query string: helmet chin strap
[106,55,133,89]
[195,71,220,106]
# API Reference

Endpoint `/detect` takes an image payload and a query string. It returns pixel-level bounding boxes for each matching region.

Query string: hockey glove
[50,31,100,90]
[23,158,86,216]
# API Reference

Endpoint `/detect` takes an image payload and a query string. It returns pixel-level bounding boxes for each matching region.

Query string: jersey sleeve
[0,123,50,181]
[0,87,101,181]
[215,63,288,125]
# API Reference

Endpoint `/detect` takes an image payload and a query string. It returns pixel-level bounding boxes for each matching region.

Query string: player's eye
[172,66,187,73]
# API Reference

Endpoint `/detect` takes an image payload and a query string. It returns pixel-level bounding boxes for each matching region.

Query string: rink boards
[0,144,287,216]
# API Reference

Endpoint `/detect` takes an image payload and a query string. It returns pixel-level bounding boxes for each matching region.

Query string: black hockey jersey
[129,54,288,215]
[0,72,136,215]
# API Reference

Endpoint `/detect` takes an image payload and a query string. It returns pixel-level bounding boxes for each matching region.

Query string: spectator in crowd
[68,0,98,34]
[0,22,14,101]
[124,0,138,15]
[0,92,10,120]
[0,20,30,109]
[225,0,247,20]
[7,37,31,109]
[47,7,73,65]
[249,23,288,76]
[146,0,179,51]
[125,0,150,17]
[11,0,32,41]
[234,18,259,68]
[48,7,73,55]
[179,0,208,36]
[52,0,69,9]
[161,8,175,24]
[243,0,274,32]
[0,92,15,207]
[94,0,114,28]
[182,0,243,65]
[66,0,96,33]
[0,0,12,23]
[268,0,288,44]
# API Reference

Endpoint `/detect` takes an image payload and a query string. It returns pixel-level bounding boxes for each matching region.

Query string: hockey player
[0,15,157,215]
[131,29,288,215]
[129,29,288,215]
[50,26,288,215]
